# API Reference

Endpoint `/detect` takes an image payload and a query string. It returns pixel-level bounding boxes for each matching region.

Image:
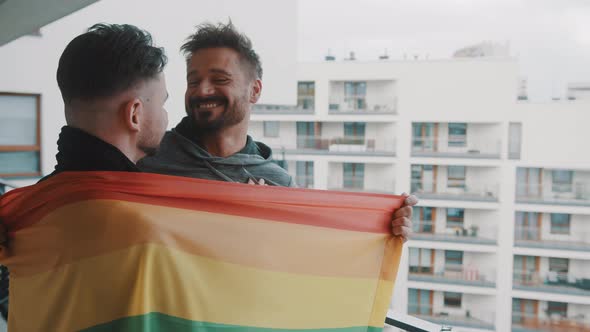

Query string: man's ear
[122,98,143,133]
[249,79,262,103]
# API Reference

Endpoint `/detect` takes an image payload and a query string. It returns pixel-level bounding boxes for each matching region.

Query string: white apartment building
[249,58,590,332]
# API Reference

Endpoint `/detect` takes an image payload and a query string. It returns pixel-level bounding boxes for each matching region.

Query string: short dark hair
[180,21,262,80]
[57,23,167,104]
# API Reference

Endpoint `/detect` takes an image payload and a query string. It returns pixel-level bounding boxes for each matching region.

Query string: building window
[413,207,435,233]
[446,208,465,228]
[408,288,432,315]
[550,213,570,234]
[409,248,433,273]
[0,93,41,177]
[297,81,315,110]
[445,250,463,267]
[296,161,314,188]
[447,166,466,188]
[343,122,366,144]
[263,121,280,137]
[443,292,462,308]
[343,163,364,189]
[552,170,573,192]
[547,302,567,318]
[344,81,367,110]
[448,123,467,147]
[549,257,569,273]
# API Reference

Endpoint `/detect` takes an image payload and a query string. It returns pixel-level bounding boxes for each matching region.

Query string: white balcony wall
[515,102,590,166]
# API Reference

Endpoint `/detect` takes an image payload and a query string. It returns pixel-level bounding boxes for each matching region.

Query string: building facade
[249,58,590,332]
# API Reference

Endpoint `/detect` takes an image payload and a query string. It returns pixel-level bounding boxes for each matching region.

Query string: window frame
[448,123,467,147]
[447,165,466,189]
[0,92,42,178]
[443,291,462,308]
[549,213,571,235]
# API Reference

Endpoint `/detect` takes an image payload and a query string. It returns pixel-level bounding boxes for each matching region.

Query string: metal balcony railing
[411,179,499,202]
[271,135,396,156]
[409,264,496,287]
[252,103,314,114]
[515,182,590,206]
[408,305,494,330]
[329,97,397,114]
[411,137,501,159]
[514,226,590,251]
[512,312,590,332]
[412,220,497,244]
[513,270,590,295]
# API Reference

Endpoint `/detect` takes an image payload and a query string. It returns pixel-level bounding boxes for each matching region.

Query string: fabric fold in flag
[0,171,404,332]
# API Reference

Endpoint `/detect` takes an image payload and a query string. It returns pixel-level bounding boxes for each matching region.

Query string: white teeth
[199,103,220,109]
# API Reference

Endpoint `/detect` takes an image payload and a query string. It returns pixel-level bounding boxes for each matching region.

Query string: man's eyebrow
[210,68,232,76]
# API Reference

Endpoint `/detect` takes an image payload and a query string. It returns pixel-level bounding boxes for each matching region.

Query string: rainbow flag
[0,172,403,332]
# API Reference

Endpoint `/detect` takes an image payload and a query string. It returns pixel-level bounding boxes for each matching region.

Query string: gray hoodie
[138,124,294,187]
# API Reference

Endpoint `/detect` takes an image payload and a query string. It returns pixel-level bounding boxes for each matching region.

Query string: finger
[404,194,419,206]
[393,206,413,219]
[392,226,411,242]
[392,217,412,228]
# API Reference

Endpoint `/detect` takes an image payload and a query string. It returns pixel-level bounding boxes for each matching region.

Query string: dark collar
[52,126,140,174]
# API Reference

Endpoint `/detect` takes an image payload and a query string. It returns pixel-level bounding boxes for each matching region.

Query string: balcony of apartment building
[512,298,590,332]
[251,121,396,157]
[327,162,395,194]
[411,122,502,159]
[252,81,315,114]
[409,288,495,331]
[408,248,496,288]
[411,165,499,202]
[513,255,590,296]
[514,211,590,252]
[328,80,397,115]
[516,168,590,207]
[412,207,498,245]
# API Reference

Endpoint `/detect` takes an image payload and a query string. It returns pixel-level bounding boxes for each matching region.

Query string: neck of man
[65,103,143,164]
[197,123,249,158]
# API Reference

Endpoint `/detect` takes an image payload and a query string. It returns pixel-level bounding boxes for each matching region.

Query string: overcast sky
[297,0,590,101]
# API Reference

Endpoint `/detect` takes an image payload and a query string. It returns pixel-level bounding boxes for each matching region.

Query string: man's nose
[194,80,215,96]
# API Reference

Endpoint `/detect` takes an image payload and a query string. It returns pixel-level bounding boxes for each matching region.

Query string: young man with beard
[139,22,416,241]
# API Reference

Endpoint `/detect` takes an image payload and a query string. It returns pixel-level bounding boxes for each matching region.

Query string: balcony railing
[408,305,494,330]
[329,97,397,114]
[514,226,590,251]
[516,182,590,206]
[513,270,590,295]
[328,177,395,194]
[252,103,314,114]
[412,220,497,244]
[272,135,396,156]
[411,180,499,202]
[409,265,496,287]
[412,137,501,159]
[512,312,590,332]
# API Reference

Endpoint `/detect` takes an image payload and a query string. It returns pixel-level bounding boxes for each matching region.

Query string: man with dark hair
[47,23,169,178]
[139,22,415,240]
